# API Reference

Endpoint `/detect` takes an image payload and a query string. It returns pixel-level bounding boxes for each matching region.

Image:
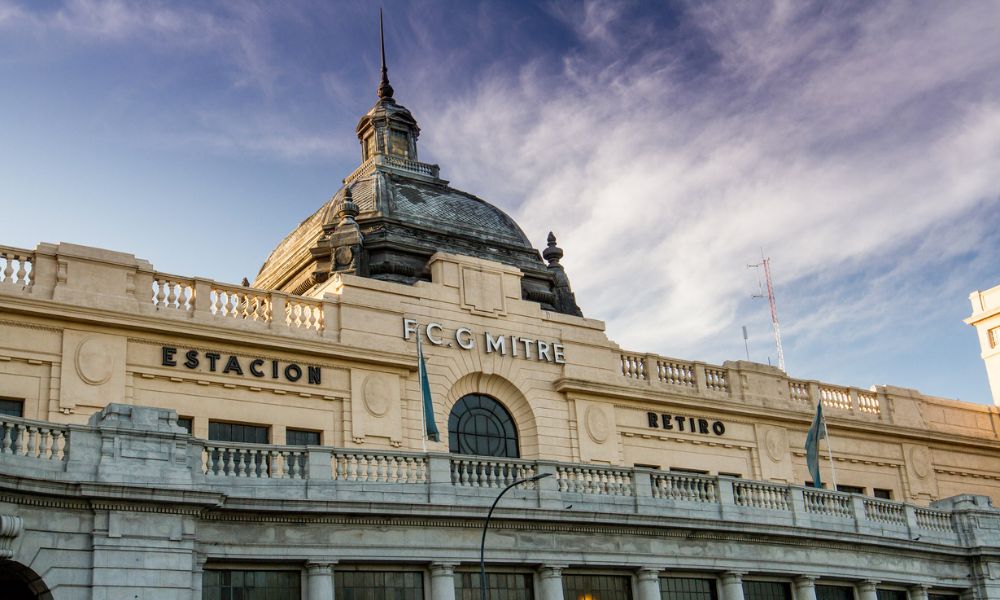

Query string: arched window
[448,394,519,458]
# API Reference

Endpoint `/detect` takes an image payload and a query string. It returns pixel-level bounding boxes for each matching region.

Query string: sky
[1,0,998,404]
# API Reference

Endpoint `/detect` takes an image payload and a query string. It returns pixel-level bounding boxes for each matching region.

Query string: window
[209,422,269,444]
[286,429,320,446]
[670,468,709,475]
[816,585,854,600]
[203,569,300,600]
[660,577,717,600]
[876,590,907,600]
[563,575,632,600]
[873,488,892,500]
[176,417,193,433]
[389,129,409,157]
[836,485,864,495]
[208,421,270,476]
[743,581,791,600]
[455,572,533,600]
[335,570,423,600]
[0,398,24,417]
[448,394,519,458]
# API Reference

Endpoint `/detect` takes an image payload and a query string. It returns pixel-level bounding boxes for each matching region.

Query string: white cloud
[421,0,1000,377]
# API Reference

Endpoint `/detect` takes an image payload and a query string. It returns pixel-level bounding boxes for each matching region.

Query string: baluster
[15,258,27,285]
[2,256,13,282]
[1,423,11,453]
[236,451,247,477]
[348,454,358,481]
[154,280,166,307]
[225,449,235,477]
[213,290,224,316]
[258,450,269,479]
[223,291,235,318]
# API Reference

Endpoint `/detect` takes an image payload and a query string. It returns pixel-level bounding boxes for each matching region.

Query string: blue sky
[1,1,999,404]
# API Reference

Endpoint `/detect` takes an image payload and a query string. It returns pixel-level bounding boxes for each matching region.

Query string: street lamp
[479,472,553,600]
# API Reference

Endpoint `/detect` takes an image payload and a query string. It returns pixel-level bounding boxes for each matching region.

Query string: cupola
[355,11,420,162]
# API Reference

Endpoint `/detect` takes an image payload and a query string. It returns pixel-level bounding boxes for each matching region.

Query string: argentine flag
[416,332,440,442]
[805,401,826,488]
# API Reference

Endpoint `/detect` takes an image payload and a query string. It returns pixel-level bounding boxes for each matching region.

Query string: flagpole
[822,412,838,489]
[417,328,428,453]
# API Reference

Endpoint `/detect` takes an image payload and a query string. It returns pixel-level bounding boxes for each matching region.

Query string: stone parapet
[0,404,996,554]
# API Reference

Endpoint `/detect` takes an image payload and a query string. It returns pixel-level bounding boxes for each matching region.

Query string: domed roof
[252,20,582,316]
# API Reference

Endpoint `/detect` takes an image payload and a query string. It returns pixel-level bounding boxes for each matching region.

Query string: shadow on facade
[0,560,52,600]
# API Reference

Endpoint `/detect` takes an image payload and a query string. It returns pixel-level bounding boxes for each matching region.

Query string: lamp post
[480,472,552,600]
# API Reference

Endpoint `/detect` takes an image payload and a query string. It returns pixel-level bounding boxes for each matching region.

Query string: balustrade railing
[704,367,729,392]
[286,298,323,331]
[0,417,68,462]
[820,386,852,411]
[0,426,969,541]
[803,488,852,517]
[557,465,634,496]
[0,247,34,289]
[656,359,696,387]
[651,472,717,502]
[789,381,811,404]
[152,275,195,311]
[211,284,271,322]
[202,443,305,479]
[334,451,427,483]
[863,498,907,525]
[857,391,881,415]
[734,481,790,510]
[915,507,952,531]
[621,354,647,380]
[451,457,537,488]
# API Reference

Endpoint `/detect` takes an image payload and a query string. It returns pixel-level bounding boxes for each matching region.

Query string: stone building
[1,36,1000,600]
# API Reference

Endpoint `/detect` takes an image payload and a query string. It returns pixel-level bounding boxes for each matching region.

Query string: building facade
[1,48,1000,600]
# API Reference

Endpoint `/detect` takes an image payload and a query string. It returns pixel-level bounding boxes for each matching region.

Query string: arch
[0,560,53,600]
[448,394,520,457]
[444,373,539,458]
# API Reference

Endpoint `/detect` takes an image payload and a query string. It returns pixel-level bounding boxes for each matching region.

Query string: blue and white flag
[416,332,440,442]
[805,401,826,488]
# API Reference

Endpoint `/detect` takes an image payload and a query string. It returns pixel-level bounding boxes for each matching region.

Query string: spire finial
[377,8,395,100]
[543,231,563,266]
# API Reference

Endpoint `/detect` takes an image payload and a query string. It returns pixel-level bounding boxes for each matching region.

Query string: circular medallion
[76,336,113,386]
[764,428,788,462]
[363,375,391,417]
[585,405,611,444]
[910,446,931,479]
[335,246,353,267]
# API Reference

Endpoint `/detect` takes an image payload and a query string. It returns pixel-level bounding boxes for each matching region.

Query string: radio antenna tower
[748,251,786,372]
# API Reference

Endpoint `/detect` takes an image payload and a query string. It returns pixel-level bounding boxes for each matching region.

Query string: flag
[805,401,826,488]
[416,332,440,442]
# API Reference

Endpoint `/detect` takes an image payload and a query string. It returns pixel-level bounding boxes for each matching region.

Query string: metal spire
[377,8,394,100]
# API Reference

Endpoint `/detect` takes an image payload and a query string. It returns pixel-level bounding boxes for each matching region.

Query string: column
[430,563,458,600]
[539,565,567,600]
[306,562,336,600]
[794,577,819,600]
[857,580,880,600]
[720,572,746,600]
[191,554,207,600]
[637,568,662,600]
[909,585,930,600]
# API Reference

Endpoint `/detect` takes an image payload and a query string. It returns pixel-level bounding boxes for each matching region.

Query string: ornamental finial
[543,231,563,266]
[377,9,394,100]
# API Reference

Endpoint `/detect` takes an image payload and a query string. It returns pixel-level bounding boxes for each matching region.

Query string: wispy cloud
[421,0,1000,386]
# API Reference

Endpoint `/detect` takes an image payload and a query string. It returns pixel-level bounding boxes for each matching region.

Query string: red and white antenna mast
[749,252,786,372]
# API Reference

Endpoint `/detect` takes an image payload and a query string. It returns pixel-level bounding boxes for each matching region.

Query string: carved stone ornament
[585,405,611,444]
[76,335,114,385]
[363,374,391,417]
[910,446,931,479]
[764,428,789,463]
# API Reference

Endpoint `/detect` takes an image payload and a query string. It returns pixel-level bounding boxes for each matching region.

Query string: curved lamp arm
[480,472,553,600]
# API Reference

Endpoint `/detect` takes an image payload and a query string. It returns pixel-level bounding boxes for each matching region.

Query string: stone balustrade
[618,349,893,420]
[0,407,988,550]
[0,246,33,289]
